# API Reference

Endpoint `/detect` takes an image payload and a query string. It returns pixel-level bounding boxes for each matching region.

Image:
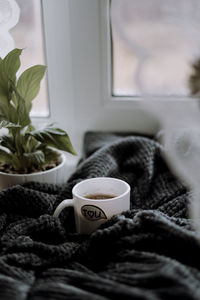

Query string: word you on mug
[81,205,107,221]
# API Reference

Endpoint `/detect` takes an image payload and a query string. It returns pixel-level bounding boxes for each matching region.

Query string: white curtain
[0,0,19,58]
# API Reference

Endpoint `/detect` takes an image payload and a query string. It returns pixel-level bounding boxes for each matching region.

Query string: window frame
[33,0,197,169]
[33,0,77,176]
[101,0,195,106]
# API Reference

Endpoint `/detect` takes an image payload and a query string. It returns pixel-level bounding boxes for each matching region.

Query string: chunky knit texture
[0,132,199,300]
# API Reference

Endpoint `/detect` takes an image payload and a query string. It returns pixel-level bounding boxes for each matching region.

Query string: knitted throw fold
[0,132,199,300]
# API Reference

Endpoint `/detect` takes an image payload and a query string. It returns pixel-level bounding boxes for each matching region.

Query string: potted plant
[0,48,77,190]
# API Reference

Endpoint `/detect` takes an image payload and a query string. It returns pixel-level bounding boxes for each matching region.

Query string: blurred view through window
[10,0,49,116]
[111,0,200,97]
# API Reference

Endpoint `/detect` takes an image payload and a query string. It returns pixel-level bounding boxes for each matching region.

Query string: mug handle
[53,199,74,218]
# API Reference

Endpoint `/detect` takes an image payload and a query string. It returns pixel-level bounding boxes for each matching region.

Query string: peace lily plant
[0,48,77,178]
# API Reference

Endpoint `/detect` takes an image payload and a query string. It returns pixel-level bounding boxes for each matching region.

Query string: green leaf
[40,147,60,164]
[25,124,35,132]
[0,120,21,129]
[17,65,46,112]
[27,125,77,155]
[23,150,45,166]
[23,135,39,153]
[12,89,18,107]
[0,148,12,164]
[16,93,30,127]
[9,80,30,127]
[11,154,22,171]
[0,49,22,104]
[8,102,18,124]
[2,48,22,80]
[0,102,9,120]
[0,135,16,153]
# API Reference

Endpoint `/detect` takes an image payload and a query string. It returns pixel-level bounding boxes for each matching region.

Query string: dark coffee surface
[84,193,116,200]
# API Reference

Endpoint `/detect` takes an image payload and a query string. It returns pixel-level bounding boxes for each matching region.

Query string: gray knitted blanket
[0,132,199,300]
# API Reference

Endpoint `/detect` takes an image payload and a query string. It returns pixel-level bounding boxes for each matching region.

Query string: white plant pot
[0,153,68,191]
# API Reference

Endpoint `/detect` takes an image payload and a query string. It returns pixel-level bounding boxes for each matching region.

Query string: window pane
[9,0,49,116]
[111,0,200,97]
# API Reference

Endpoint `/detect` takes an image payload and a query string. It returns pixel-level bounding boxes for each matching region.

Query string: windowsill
[64,153,80,181]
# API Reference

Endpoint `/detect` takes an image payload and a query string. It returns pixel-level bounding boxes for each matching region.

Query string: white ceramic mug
[53,177,130,234]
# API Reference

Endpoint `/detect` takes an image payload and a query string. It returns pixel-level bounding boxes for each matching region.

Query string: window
[1,0,49,116]
[2,0,197,174]
[111,0,200,98]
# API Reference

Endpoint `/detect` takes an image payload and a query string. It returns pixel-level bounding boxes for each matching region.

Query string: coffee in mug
[53,177,130,234]
[84,193,116,200]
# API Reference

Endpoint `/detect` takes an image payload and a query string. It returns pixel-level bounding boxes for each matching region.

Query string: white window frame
[34,0,197,175]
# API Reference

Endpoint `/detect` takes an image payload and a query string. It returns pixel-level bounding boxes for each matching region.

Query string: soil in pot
[0,157,62,175]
